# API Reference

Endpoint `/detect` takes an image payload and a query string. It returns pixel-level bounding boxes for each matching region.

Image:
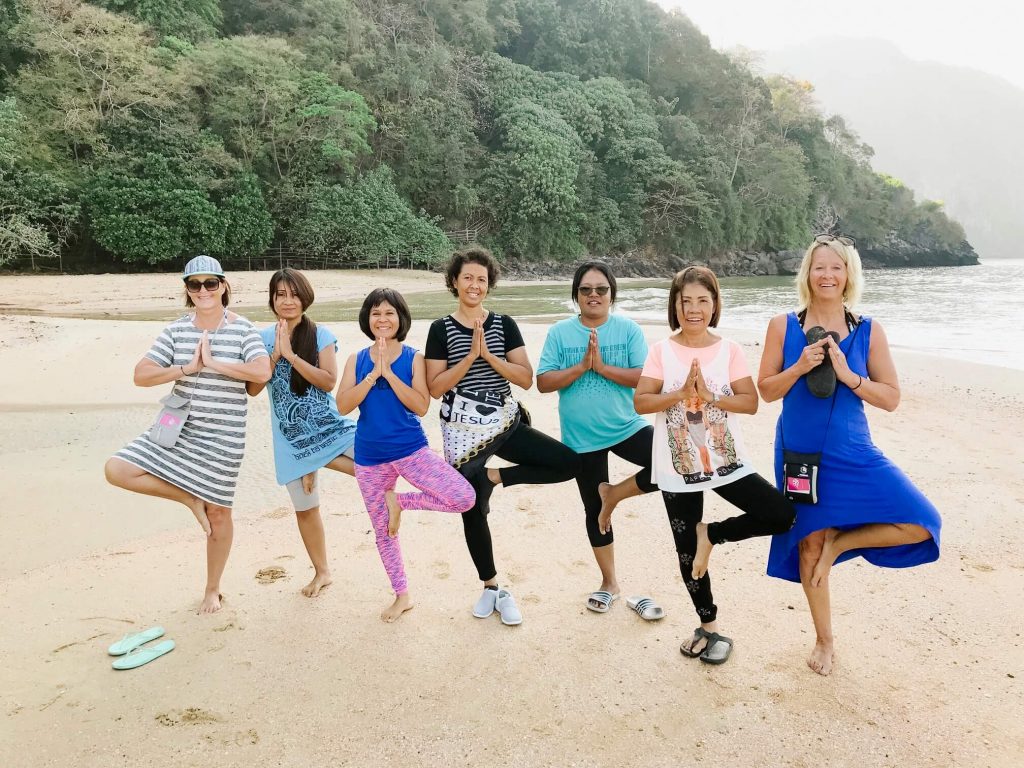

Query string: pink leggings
[355,446,474,594]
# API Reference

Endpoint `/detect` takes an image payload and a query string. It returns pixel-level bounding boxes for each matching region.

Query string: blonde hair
[795,240,863,310]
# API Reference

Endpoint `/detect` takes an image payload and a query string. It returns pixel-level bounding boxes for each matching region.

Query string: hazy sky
[658,1,1024,91]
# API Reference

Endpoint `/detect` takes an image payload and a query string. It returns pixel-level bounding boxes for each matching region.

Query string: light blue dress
[261,324,356,485]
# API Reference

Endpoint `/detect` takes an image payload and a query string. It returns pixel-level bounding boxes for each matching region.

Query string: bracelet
[851,375,863,391]
[180,365,186,378]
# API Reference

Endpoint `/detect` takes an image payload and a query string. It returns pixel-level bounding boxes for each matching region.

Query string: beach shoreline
[1,271,1021,767]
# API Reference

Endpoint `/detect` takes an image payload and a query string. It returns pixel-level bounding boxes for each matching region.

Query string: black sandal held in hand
[804,326,841,398]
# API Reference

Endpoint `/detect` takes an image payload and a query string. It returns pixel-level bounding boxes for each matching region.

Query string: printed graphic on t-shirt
[559,342,631,394]
[665,371,742,484]
[270,363,355,460]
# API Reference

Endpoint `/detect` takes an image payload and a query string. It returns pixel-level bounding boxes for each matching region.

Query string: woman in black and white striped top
[105,256,271,615]
[425,247,580,626]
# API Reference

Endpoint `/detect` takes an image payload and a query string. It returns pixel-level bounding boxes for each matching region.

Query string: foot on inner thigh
[385,490,402,539]
[597,482,616,533]
[381,592,414,622]
[692,522,713,580]
[811,528,841,588]
[189,497,212,537]
[302,571,333,598]
[198,589,222,615]
[807,638,835,676]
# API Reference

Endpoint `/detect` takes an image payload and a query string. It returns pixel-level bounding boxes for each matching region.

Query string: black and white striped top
[425,312,526,397]
[114,313,267,508]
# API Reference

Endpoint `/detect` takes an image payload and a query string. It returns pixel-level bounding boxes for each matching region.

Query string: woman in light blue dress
[248,268,356,598]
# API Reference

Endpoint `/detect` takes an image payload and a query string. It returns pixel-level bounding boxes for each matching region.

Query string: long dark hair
[268,268,318,397]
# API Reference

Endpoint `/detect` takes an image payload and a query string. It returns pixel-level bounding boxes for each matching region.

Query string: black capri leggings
[576,426,658,548]
[462,420,580,582]
[663,472,796,623]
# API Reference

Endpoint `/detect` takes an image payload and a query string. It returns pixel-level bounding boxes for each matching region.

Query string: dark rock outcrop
[503,234,980,279]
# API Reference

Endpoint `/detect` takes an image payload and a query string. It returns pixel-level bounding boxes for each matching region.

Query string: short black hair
[444,246,500,297]
[570,260,617,303]
[358,288,412,341]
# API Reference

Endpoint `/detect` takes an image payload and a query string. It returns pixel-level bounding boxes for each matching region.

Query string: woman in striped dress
[424,248,580,625]
[104,256,272,614]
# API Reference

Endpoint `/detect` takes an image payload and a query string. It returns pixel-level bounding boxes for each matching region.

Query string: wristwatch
[711,392,720,405]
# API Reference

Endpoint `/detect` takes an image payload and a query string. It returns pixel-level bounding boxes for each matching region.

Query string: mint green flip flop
[112,639,175,670]
[107,626,165,656]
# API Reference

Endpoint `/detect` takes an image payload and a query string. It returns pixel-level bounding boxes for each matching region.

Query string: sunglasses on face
[578,285,610,296]
[185,278,222,293]
[814,233,856,247]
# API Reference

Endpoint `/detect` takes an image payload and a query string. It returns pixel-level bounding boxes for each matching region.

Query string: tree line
[0,0,967,271]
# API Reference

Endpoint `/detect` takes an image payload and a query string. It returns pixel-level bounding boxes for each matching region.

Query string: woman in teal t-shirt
[537,261,658,616]
[247,269,356,598]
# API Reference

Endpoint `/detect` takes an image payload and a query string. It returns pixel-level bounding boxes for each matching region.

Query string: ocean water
[215,259,1024,372]
[608,259,1024,371]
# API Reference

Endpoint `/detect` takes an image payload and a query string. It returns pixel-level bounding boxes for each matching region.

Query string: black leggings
[576,426,658,548]
[663,472,795,623]
[462,420,580,582]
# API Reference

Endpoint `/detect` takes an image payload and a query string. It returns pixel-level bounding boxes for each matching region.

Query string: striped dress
[114,313,268,508]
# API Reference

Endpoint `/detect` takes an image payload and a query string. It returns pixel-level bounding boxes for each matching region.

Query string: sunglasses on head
[185,277,223,293]
[578,285,610,296]
[814,233,856,247]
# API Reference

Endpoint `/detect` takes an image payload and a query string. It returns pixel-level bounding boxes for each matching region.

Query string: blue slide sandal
[112,639,175,670]
[107,626,165,656]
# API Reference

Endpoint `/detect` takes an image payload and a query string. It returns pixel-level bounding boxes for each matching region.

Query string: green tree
[87,153,225,264]
[91,0,222,42]
[186,37,374,182]
[288,166,450,267]
[0,96,80,266]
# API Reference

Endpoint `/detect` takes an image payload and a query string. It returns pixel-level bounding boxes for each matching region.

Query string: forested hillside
[0,0,971,271]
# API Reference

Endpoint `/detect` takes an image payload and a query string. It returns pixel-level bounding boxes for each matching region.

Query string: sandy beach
[0,270,1021,767]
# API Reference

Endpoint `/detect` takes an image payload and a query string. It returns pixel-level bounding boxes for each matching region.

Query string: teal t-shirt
[261,324,357,485]
[537,314,650,453]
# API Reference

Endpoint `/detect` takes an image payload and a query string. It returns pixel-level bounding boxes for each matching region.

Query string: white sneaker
[472,587,498,618]
[496,589,523,626]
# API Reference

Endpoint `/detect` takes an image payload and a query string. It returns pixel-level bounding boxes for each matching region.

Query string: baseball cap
[182,255,225,280]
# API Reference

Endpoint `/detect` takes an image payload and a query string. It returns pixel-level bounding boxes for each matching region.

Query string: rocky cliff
[505,235,980,279]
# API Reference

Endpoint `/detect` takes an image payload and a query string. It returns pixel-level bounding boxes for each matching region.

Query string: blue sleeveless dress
[766,313,941,583]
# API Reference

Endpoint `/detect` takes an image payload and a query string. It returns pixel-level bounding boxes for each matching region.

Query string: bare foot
[811,528,841,587]
[807,639,835,676]
[597,482,614,534]
[380,592,414,622]
[301,571,332,598]
[301,472,316,495]
[692,522,713,580]
[189,497,212,537]
[198,590,223,614]
[385,490,402,538]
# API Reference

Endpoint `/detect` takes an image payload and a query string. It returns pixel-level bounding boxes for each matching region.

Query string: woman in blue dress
[758,235,941,676]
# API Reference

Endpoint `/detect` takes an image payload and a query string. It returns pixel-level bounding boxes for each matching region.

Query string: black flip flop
[680,627,710,658]
[698,632,734,665]
[804,326,841,398]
